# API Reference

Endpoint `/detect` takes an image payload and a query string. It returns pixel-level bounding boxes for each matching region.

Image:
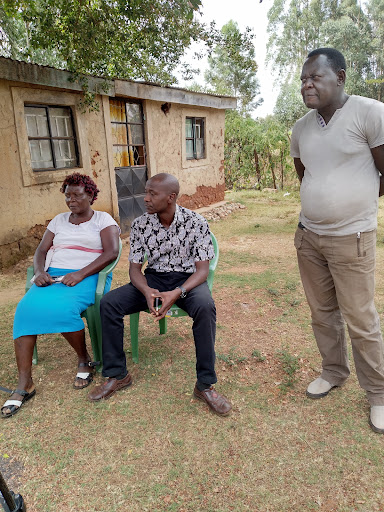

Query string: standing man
[89,173,231,416]
[291,48,384,433]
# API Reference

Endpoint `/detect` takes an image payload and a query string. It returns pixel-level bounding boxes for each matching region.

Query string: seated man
[89,173,231,416]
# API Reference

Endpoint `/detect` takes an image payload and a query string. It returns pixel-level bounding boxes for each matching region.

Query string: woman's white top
[46,211,120,269]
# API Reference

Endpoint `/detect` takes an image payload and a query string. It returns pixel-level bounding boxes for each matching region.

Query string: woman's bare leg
[61,329,93,388]
[2,335,36,415]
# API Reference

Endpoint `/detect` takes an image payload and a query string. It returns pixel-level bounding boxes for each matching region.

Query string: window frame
[110,99,146,168]
[186,117,205,160]
[24,104,80,171]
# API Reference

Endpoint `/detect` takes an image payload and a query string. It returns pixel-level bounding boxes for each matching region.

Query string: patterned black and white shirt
[129,205,214,273]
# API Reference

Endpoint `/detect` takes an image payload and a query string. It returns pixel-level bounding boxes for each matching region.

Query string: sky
[178,0,280,118]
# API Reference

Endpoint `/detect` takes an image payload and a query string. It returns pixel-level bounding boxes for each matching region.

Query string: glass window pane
[186,139,194,158]
[196,139,204,159]
[186,118,193,138]
[111,123,128,145]
[128,124,144,145]
[113,145,130,167]
[110,99,126,123]
[25,107,49,137]
[53,140,77,168]
[50,108,73,137]
[126,103,142,123]
[131,146,145,166]
[195,119,203,138]
[29,140,53,168]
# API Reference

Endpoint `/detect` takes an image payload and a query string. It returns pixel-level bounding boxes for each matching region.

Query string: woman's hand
[61,271,85,287]
[33,271,54,287]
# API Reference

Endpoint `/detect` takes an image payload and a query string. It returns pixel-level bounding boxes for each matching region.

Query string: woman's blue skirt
[13,268,112,339]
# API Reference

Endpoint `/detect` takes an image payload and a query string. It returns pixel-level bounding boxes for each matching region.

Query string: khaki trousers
[295,227,384,405]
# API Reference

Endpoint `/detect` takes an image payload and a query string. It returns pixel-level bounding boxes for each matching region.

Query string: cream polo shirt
[291,95,384,236]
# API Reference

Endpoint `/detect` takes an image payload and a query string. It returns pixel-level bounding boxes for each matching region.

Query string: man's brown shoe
[88,373,132,401]
[193,385,232,416]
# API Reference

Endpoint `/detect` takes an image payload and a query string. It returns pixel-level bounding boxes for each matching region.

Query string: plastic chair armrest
[26,266,34,293]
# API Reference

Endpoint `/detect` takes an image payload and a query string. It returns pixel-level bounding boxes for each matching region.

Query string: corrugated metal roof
[0,56,237,108]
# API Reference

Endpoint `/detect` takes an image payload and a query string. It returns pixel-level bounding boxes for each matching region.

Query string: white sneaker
[369,406,384,434]
[306,377,336,399]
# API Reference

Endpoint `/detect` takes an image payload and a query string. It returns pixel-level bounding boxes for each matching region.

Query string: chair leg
[159,317,167,335]
[32,344,38,365]
[87,314,103,371]
[130,312,140,363]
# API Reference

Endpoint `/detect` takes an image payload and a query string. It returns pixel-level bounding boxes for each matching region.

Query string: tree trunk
[254,149,261,189]
[280,148,284,190]
[268,152,277,189]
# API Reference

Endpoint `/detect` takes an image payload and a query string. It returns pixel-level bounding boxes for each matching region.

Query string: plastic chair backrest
[129,232,219,363]
[207,232,219,292]
[26,238,122,366]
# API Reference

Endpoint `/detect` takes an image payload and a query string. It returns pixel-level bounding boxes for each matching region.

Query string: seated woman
[1,173,120,418]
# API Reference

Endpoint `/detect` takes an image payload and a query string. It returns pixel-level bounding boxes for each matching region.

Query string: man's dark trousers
[100,270,217,386]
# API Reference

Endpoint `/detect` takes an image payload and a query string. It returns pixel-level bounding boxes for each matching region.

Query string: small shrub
[252,349,266,362]
[217,348,248,366]
[276,346,300,393]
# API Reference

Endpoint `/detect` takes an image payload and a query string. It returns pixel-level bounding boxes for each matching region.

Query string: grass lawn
[1,189,384,511]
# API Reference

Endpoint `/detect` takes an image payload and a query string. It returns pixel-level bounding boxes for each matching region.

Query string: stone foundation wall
[0,224,47,270]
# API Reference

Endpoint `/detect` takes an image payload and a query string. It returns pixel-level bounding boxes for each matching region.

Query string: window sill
[12,86,91,187]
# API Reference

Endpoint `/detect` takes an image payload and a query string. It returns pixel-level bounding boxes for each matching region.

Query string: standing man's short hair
[307,48,347,74]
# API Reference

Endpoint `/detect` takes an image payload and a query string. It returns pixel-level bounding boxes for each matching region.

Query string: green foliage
[217,348,248,366]
[267,0,384,125]
[0,0,214,85]
[251,349,266,362]
[224,110,294,190]
[204,20,262,114]
[274,71,309,128]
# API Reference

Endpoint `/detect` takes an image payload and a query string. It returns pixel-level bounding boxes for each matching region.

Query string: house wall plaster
[0,71,229,268]
[143,101,225,207]
[0,81,116,269]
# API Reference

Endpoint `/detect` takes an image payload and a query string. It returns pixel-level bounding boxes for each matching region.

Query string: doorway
[110,99,147,234]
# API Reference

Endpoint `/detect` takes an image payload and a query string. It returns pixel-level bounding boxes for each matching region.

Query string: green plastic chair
[129,232,219,363]
[25,239,122,369]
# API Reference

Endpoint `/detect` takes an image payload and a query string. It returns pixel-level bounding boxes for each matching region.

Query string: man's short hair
[307,48,346,74]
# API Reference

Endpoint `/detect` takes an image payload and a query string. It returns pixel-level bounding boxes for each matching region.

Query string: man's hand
[150,289,181,321]
[143,287,161,315]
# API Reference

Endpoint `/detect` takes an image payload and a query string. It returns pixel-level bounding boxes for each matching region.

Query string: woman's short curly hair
[60,173,100,204]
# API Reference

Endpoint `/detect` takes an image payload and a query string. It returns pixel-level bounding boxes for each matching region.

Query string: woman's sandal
[73,361,99,390]
[1,388,36,418]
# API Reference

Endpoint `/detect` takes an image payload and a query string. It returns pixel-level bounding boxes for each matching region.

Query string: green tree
[267,0,384,125]
[224,110,293,190]
[366,0,384,101]
[204,20,262,114]
[0,0,214,85]
[274,72,309,128]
